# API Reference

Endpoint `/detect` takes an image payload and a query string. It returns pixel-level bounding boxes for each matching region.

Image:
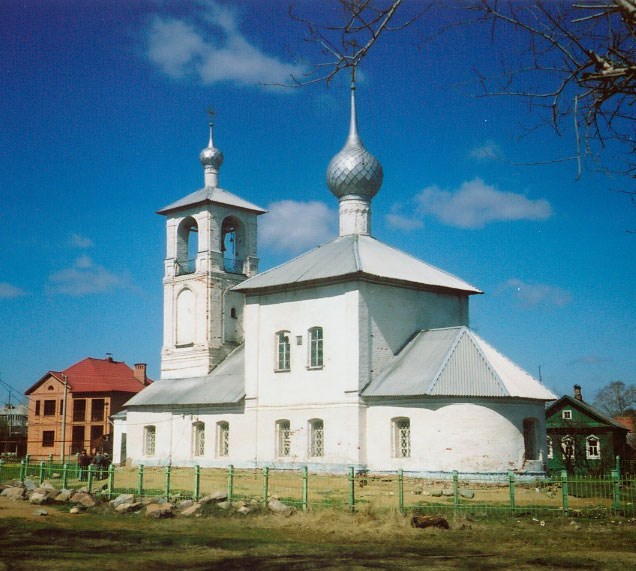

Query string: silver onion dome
[327,82,383,199]
[199,121,224,171]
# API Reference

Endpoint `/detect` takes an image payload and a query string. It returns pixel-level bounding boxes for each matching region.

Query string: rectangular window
[547,437,553,459]
[73,399,86,422]
[217,422,229,457]
[276,331,291,371]
[393,418,411,458]
[309,419,324,457]
[71,426,85,454]
[586,437,600,459]
[90,425,103,444]
[42,430,55,447]
[562,437,575,460]
[144,426,156,456]
[43,400,56,416]
[91,399,105,422]
[35,400,41,416]
[192,422,205,457]
[276,420,291,457]
[308,327,324,368]
[562,410,572,420]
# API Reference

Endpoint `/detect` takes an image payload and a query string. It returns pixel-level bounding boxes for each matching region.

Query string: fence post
[62,464,68,490]
[194,465,200,501]
[611,469,621,512]
[19,460,25,483]
[262,467,269,504]
[452,471,460,514]
[616,455,621,478]
[107,463,115,499]
[398,469,404,514]
[87,464,94,493]
[38,461,45,484]
[508,471,516,513]
[561,470,569,516]
[302,466,308,512]
[0,459,3,482]
[227,465,234,502]
[137,465,144,497]
[348,467,355,512]
[164,465,171,500]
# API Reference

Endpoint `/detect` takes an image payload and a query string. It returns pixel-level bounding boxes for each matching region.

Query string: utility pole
[60,374,69,462]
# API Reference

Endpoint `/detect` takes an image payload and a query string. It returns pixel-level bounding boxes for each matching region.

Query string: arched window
[308,327,323,369]
[586,435,600,459]
[308,419,324,457]
[176,288,195,346]
[217,421,229,457]
[276,420,291,457]
[275,331,291,371]
[176,216,198,275]
[392,417,411,458]
[192,422,205,457]
[523,418,538,461]
[221,216,245,274]
[144,426,156,456]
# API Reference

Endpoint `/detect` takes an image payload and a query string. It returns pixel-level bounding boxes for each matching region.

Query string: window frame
[586,435,601,459]
[275,330,291,372]
[276,419,291,458]
[308,419,324,458]
[143,425,156,456]
[546,436,553,459]
[307,326,324,369]
[561,435,575,460]
[43,400,56,416]
[192,421,205,457]
[562,409,572,420]
[41,430,55,447]
[392,417,411,458]
[217,421,230,457]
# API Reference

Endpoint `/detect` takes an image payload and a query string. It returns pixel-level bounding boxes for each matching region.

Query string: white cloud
[469,141,502,161]
[145,3,306,87]
[0,282,26,298]
[70,234,94,248]
[47,257,126,296]
[260,200,336,254]
[500,278,572,308]
[385,211,424,231]
[415,178,552,229]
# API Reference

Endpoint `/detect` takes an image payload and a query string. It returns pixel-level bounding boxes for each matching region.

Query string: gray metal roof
[157,186,267,216]
[234,234,482,295]
[362,327,557,400]
[124,345,245,407]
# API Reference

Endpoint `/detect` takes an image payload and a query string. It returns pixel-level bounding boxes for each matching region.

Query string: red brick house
[25,356,151,460]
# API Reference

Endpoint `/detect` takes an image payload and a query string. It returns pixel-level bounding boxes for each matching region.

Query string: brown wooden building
[25,356,150,460]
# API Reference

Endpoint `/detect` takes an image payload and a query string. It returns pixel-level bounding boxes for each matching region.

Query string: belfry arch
[176,216,198,275]
[221,216,245,274]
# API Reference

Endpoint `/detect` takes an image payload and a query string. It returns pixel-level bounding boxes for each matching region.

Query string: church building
[122,82,556,475]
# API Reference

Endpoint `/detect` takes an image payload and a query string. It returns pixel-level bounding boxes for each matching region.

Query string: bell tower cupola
[157,112,266,380]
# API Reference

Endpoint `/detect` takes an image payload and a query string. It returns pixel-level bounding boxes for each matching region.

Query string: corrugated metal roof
[157,186,267,215]
[234,234,481,295]
[362,327,557,400]
[124,345,245,407]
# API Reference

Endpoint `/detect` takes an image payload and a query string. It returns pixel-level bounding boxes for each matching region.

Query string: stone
[430,491,442,497]
[1,487,25,501]
[40,481,57,491]
[55,489,72,502]
[180,503,202,517]
[110,493,135,508]
[442,489,454,497]
[216,501,231,510]
[71,492,96,508]
[199,491,228,504]
[29,492,49,505]
[413,486,423,495]
[237,506,251,515]
[23,479,37,492]
[178,499,194,510]
[411,515,450,530]
[268,499,295,517]
[69,506,84,514]
[145,502,174,518]
[33,509,48,516]
[460,490,475,499]
[115,502,143,513]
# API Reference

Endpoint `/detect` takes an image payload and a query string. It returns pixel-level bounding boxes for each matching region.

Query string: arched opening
[523,418,538,461]
[176,288,195,346]
[221,216,245,274]
[176,216,198,275]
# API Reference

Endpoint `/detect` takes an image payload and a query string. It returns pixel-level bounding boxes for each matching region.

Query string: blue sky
[1,0,634,404]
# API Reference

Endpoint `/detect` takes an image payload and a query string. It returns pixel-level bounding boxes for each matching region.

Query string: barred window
[392,417,411,458]
[308,327,323,368]
[546,436,553,459]
[192,422,205,457]
[276,420,291,457]
[144,425,156,456]
[275,331,291,371]
[586,436,600,459]
[309,419,324,457]
[217,421,229,457]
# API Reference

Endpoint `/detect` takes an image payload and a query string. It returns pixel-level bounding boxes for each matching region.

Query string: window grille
[309,419,324,457]
[393,418,411,458]
[217,422,229,457]
[144,426,156,456]
[547,436,553,459]
[276,331,291,371]
[308,327,323,368]
[276,420,291,457]
[192,422,205,457]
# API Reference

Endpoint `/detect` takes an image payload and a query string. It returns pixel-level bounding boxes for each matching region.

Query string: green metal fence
[1,460,634,518]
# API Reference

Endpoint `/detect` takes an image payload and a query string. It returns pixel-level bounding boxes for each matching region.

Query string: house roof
[234,234,482,295]
[25,357,151,395]
[546,395,630,431]
[157,186,267,216]
[124,344,245,407]
[362,326,556,400]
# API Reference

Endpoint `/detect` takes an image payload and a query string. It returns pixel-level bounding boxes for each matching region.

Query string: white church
[120,82,556,475]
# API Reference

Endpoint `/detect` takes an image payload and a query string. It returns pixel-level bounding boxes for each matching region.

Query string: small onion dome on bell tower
[326,69,383,236]
[200,110,224,188]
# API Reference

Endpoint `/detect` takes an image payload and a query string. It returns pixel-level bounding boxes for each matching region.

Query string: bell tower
[158,114,266,380]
